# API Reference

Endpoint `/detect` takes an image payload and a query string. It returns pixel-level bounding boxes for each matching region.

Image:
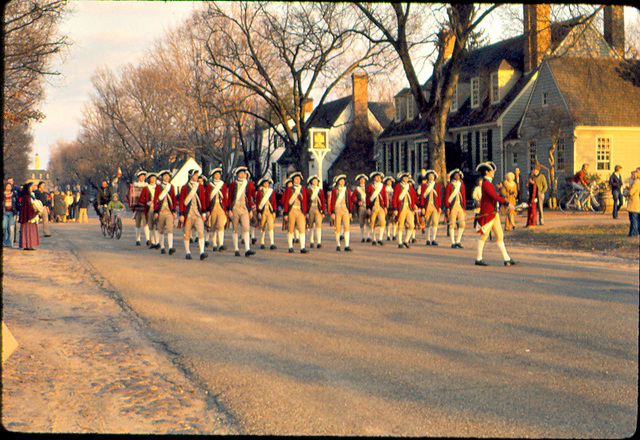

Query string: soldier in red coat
[392,172,418,249]
[256,176,278,250]
[205,167,228,252]
[128,170,148,246]
[418,169,442,246]
[444,169,467,249]
[366,171,387,245]
[351,173,371,243]
[282,171,308,253]
[138,172,160,248]
[227,166,255,257]
[329,174,352,251]
[178,168,209,260]
[475,162,517,266]
[306,175,325,249]
[154,170,177,255]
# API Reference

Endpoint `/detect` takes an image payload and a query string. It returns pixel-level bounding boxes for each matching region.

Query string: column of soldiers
[125,161,516,266]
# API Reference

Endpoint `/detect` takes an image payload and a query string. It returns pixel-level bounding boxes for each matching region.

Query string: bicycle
[100,205,111,236]
[558,182,605,214]
[107,208,123,239]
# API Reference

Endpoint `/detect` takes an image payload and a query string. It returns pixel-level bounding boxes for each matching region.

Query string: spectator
[73,191,81,221]
[18,182,40,250]
[3,182,19,247]
[76,190,90,223]
[64,190,74,222]
[609,165,623,219]
[526,173,537,228]
[626,169,639,237]
[6,177,20,245]
[34,181,52,237]
[53,190,66,222]
[501,172,517,231]
[533,164,548,225]
[472,176,483,231]
[514,167,523,204]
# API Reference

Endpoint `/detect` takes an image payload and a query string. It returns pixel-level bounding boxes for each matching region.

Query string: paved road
[51,214,638,436]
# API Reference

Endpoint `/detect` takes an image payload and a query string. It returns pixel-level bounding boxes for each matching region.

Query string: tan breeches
[261,209,275,231]
[183,214,204,240]
[448,204,466,229]
[231,204,251,234]
[334,206,350,234]
[146,209,156,230]
[308,206,323,228]
[157,208,175,233]
[209,204,227,231]
[134,210,146,228]
[480,215,504,242]
[357,205,367,228]
[370,206,386,229]
[287,208,306,234]
[398,206,415,232]
[424,204,440,228]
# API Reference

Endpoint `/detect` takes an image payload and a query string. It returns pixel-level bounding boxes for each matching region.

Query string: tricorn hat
[307,174,320,185]
[257,176,273,186]
[475,162,493,174]
[288,171,303,181]
[135,170,147,179]
[397,171,411,180]
[425,169,438,179]
[369,171,384,180]
[355,173,368,182]
[146,172,157,181]
[209,167,222,177]
[158,170,171,178]
[448,168,463,179]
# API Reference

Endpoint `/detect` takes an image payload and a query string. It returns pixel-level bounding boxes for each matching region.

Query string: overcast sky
[29,2,639,170]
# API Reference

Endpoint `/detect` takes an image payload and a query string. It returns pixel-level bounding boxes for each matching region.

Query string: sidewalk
[1,238,237,434]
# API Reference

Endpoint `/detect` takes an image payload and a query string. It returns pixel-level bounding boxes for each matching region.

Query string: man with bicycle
[96,180,113,221]
[571,163,590,208]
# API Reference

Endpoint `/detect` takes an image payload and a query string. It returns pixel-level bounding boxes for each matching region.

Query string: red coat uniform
[329,187,352,213]
[477,178,506,228]
[178,182,208,216]
[418,181,441,210]
[350,185,368,209]
[365,183,388,209]
[255,187,278,213]
[306,187,326,213]
[391,183,417,211]
[444,181,467,209]
[282,185,308,215]
[138,184,161,215]
[154,183,177,213]
[226,180,255,212]
[205,181,228,213]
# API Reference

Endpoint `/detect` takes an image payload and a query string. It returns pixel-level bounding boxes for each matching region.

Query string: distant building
[26,153,53,189]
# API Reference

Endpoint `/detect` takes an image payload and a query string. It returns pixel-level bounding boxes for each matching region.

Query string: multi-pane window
[395,97,403,122]
[556,137,565,171]
[450,84,458,112]
[490,72,500,104]
[542,92,549,107]
[471,77,480,108]
[512,150,518,167]
[407,94,415,120]
[480,131,489,162]
[596,137,611,170]
[529,141,537,168]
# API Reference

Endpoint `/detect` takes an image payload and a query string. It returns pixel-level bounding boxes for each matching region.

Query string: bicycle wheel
[115,219,122,239]
[558,193,575,214]
[591,195,607,214]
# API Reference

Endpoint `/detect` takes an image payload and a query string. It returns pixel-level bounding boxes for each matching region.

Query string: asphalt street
[51,215,638,436]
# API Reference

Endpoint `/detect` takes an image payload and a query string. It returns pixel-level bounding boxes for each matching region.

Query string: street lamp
[308,129,330,189]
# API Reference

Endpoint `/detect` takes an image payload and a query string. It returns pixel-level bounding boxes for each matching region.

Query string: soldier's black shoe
[219,245,227,251]
[136,240,141,246]
[426,240,431,246]
[398,244,403,249]
[361,238,365,243]
[475,259,489,266]
[150,244,160,249]
[205,241,210,248]
[212,246,219,252]
[455,243,462,248]
[235,250,241,257]
[169,248,176,255]
[504,259,517,266]
[316,243,322,249]
[377,240,383,246]
[451,244,457,248]
[200,253,208,260]
[366,238,371,242]
[386,236,390,241]
[336,246,341,251]
[340,235,344,241]
[185,253,192,260]
[310,243,315,248]
[161,248,166,254]
[300,248,308,254]
[372,240,376,246]
[432,241,438,246]
[270,244,277,250]
[252,238,257,245]
[294,238,299,244]
[146,240,151,246]
[241,239,245,245]
[403,242,410,249]
[344,246,352,252]
[260,244,266,249]
[245,249,255,257]
[289,248,295,253]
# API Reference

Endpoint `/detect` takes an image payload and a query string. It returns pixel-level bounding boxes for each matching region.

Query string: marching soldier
[256,176,278,250]
[383,176,397,241]
[178,169,209,260]
[351,174,371,242]
[392,172,417,249]
[306,175,325,249]
[227,166,256,257]
[366,171,387,245]
[408,177,420,243]
[329,174,352,251]
[444,169,466,249]
[154,170,177,255]
[418,170,442,246]
[282,171,308,253]
[128,170,148,246]
[138,172,160,248]
[205,167,228,252]
[475,162,517,266]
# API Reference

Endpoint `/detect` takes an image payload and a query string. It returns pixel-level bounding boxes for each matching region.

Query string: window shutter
[487,129,493,161]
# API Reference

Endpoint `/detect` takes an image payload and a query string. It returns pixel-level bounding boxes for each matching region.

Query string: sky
[27,2,639,170]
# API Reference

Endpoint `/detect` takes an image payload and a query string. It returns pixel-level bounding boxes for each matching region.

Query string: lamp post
[308,129,330,189]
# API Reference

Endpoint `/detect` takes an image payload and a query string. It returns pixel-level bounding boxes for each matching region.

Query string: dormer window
[450,84,458,112]
[471,77,480,108]
[490,72,500,104]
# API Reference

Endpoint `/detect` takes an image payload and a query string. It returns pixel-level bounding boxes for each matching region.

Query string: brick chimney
[302,97,313,117]
[604,5,625,56]
[352,72,368,128]
[523,4,551,73]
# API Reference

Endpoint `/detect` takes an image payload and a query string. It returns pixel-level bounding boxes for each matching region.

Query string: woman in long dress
[18,182,40,250]
[501,172,518,231]
[526,173,537,227]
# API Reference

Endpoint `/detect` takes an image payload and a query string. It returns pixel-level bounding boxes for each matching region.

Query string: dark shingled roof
[306,96,394,130]
[545,56,640,127]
